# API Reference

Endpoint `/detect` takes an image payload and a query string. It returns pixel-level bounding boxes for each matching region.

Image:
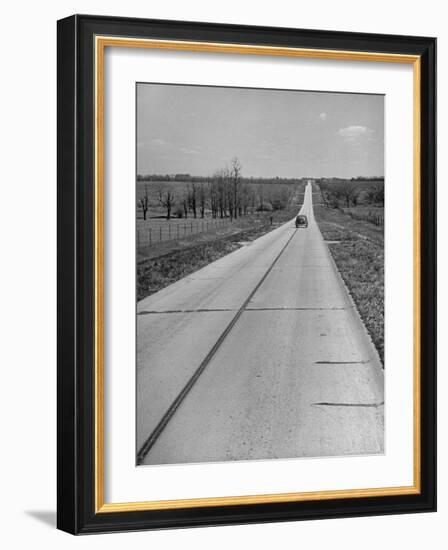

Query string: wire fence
[343,210,384,227]
[137,217,231,249]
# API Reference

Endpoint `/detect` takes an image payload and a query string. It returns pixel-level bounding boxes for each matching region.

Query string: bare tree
[209,179,219,218]
[138,184,150,221]
[181,193,188,219]
[240,183,251,215]
[230,157,242,218]
[224,167,234,219]
[158,187,175,220]
[214,169,228,218]
[198,183,207,218]
[188,183,198,218]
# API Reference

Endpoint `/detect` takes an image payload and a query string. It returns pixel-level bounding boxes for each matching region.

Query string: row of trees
[319,180,384,209]
[137,172,303,185]
[138,158,293,221]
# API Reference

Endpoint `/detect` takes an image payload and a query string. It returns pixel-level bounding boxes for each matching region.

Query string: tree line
[138,157,293,221]
[137,172,304,185]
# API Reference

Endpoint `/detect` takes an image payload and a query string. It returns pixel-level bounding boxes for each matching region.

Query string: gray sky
[137,83,384,178]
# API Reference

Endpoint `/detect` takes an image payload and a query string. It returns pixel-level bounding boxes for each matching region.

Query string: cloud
[338,125,373,140]
[179,147,200,155]
[318,112,327,121]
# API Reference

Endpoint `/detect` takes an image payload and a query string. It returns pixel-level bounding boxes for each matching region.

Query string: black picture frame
[57,14,436,534]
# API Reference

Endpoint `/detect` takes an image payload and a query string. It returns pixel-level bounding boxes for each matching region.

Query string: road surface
[137,182,384,465]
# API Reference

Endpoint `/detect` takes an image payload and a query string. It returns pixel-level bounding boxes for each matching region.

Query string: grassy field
[137,182,305,299]
[312,183,384,364]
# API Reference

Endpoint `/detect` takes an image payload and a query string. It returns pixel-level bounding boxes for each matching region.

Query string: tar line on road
[137,227,299,464]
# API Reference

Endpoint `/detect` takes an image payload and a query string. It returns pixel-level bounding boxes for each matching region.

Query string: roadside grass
[313,193,384,364]
[137,183,305,300]
[313,203,384,246]
[138,238,240,300]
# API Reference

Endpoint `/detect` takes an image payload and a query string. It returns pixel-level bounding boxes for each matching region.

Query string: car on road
[295,214,308,228]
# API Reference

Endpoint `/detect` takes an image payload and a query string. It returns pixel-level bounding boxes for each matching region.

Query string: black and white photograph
[136,83,385,466]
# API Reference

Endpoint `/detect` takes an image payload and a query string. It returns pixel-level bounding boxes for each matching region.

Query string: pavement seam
[312,401,384,408]
[314,360,369,365]
[138,306,352,315]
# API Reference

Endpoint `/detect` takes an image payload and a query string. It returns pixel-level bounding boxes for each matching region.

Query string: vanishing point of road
[136,182,384,465]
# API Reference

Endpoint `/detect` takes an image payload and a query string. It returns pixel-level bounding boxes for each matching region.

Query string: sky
[137,83,384,179]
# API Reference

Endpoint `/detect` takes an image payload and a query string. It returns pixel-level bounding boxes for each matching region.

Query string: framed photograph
[57,14,436,534]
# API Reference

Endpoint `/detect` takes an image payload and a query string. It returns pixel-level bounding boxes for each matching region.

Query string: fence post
[149,228,151,246]
[160,226,162,242]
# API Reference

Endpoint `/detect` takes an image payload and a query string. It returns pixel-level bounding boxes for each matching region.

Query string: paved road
[137,182,384,465]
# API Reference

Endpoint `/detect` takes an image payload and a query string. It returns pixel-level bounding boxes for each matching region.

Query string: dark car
[295,214,308,228]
